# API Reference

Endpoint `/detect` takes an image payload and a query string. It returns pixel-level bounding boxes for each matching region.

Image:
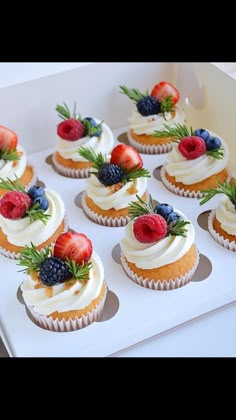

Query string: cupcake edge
[120,248,200,290]
[52,154,90,179]
[208,210,236,252]
[127,131,173,155]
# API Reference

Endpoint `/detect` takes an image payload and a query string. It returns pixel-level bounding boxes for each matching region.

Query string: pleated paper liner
[208,210,236,252]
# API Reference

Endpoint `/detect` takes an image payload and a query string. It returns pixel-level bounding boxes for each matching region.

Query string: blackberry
[39,257,72,286]
[97,163,124,186]
[28,186,45,199]
[153,203,174,220]
[192,128,210,142]
[137,96,161,116]
[32,195,49,211]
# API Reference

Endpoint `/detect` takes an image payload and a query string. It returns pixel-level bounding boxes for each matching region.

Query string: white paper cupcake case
[0,215,69,260]
[208,210,236,252]
[27,282,108,332]
[52,154,90,178]
[127,131,172,155]
[81,191,130,227]
[120,249,200,291]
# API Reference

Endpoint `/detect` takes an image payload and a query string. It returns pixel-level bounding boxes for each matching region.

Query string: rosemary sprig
[199,178,236,206]
[26,203,51,225]
[65,259,92,284]
[0,177,27,192]
[17,244,52,274]
[56,102,79,120]
[119,85,148,102]
[160,95,175,119]
[0,148,21,161]
[167,219,190,237]
[206,148,224,160]
[83,119,103,137]
[128,194,154,219]
[153,123,193,140]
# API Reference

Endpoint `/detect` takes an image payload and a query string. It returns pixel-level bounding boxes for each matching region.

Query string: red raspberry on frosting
[178,136,206,160]
[133,214,167,243]
[0,191,32,219]
[57,118,85,141]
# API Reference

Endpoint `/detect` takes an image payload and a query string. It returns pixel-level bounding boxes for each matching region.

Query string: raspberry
[57,118,85,141]
[97,163,124,186]
[0,191,32,219]
[133,214,167,243]
[178,136,206,160]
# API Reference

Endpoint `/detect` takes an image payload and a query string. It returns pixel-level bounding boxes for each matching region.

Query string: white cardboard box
[0,62,236,357]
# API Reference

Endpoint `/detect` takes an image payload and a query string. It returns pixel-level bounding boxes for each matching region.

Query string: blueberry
[32,196,49,211]
[192,128,210,142]
[205,136,221,151]
[153,203,174,220]
[28,185,45,199]
[83,117,97,127]
[167,211,180,225]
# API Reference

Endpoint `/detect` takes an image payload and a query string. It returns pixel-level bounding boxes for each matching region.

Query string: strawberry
[151,81,180,105]
[133,214,167,243]
[57,118,85,141]
[54,232,92,264]
[110,144,143,173]
[0,191,31,219]
[0,125,18,152]
[178,136,206,160]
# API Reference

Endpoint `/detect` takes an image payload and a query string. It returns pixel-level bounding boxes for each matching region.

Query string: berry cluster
[56,103,103,141]
[18,232,93,287]
[120,81,180,117]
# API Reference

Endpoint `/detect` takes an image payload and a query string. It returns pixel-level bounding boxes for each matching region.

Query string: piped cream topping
[215,195,236,236]
[0,145,27,181]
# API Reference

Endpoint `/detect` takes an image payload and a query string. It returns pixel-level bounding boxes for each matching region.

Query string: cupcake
[78,144,150,226]
[0,178,67,259]
[0,125,36,196]
[200,178,236,251]
[120,81,185,154]
[120,195,199,290]
[52,102,114,178]
[160,125,230,198]
[18,232,107,332]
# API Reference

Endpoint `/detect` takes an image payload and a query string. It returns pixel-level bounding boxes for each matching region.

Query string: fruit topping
[153,203,174,219]
[54,232,92,264]
[151,81,180,104]
[39,256,72,286]
[133,214,167,243]
[137,96,161,116]
[205,136,222,151]
[110,144,143,172]
[97,163,124,186]
[57,118,85,141]
[0,125,18,152]
[28,186,45,199]
[31,195,49,211]
[178,136,206,160]
[192,128,210,141]
[0,191,31,219]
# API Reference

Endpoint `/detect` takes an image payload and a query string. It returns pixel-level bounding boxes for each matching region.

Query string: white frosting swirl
[215,195,236,236]
[128,105,185,135]
[0,145,27,181]
[165,131,229,185]
[85,174,147,210]
[0,189,65,246]
[20,252,104,315]
[56,120,114,162]
[120,210,195,269]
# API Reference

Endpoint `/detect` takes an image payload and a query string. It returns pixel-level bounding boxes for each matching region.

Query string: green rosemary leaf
[128,194,154,219]
[65,259,92,284]
[153,123,191,140]
[17,243,52,274]
[0,177,27,192]
[199,178,236,206]
[119,85,146,103]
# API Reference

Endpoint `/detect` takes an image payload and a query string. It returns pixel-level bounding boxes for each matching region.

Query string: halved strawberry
[0,125,18,152]
[151,81,180,105]
[54,232,92,264]
[110,144,143,173]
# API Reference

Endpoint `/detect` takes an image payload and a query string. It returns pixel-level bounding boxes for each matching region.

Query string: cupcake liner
[27,282,108,332]
[52,154,90,179]
[0,215,69,260]
[208,210,236,252]
[81,192,130,227]
[127,131,172,155]
[120,250,200,290]
[160,166,231,199]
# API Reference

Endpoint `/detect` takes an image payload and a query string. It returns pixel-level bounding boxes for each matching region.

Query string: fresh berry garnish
[0,125,18,152]
[133,214,167,243]
[97,163,124,186]
[54,232,92,265]
[0,191,31,219]
[192,128,210,141]
[28,185,45,199]
[178,136,206,160]
[205,136,221,151]
[167,211,181,226]
[83,117,97,127]
[110,144,143,172]
[151,81,180,105]
[83,117,102,137]
[137,96,161,116]
[39,256,72,286]
[57,118,85,141]
[153,203,174,220]
[32,196,49,211]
